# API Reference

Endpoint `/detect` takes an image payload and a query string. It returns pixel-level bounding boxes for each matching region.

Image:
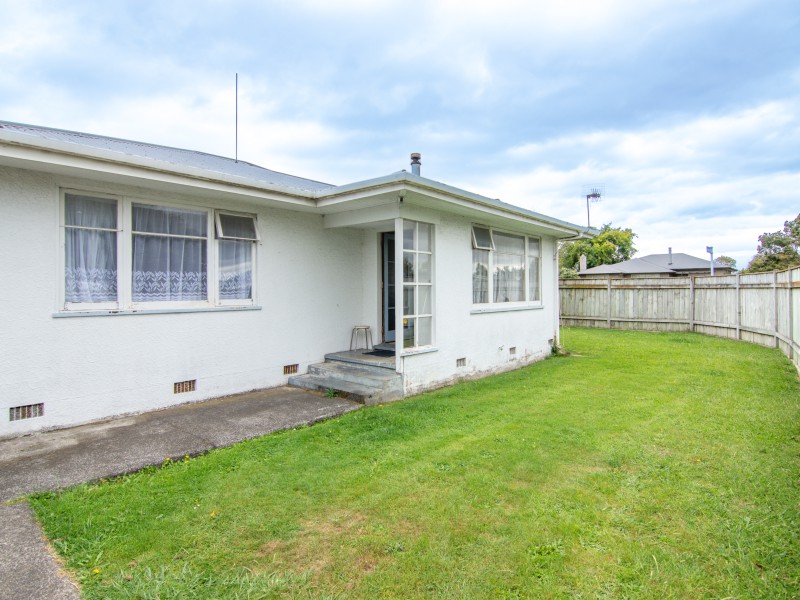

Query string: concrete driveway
[0,387,361,600]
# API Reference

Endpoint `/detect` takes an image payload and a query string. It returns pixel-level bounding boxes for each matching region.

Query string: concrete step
[288,373,384,405]
[324,351,395,370]
[289,357,403,405]
[309,361,399,385]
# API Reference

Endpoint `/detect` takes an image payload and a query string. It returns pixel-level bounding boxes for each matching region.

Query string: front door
[382,232,395,342]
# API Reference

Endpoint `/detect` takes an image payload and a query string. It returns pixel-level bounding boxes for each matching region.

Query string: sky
[1,0,798,268]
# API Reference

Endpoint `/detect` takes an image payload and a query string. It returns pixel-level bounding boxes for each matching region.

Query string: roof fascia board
[318,174,594,238]
[323,201,401,228]
[406,188,579,236]
[0,127,595,238]
[0,134,317,205]
[316,180,408,207]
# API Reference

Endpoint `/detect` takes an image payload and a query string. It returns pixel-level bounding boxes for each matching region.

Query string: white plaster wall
[400,212,558,395]
[0,166,364,437]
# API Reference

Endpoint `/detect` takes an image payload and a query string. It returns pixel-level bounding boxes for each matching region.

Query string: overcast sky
[2,0,798,267]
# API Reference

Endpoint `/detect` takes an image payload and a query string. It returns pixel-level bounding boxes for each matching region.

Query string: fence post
[773,271,779,348]
[689,276,695,332]
[736,273,741,340]
[790,269,795,360]
[607,276,612,329]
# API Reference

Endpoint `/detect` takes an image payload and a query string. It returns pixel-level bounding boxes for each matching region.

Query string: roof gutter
[0,130,319,203]
[316,172,595,238]
[0,127,598,238]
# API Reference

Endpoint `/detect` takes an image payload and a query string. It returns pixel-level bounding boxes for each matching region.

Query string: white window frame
[471,224,542,306]
[62,191,123,312]
[60,190,259,313]
[471,225,495,251]
[401,220,434,349]
[130,201,211,310]
[215,210,259,307]
[215,211,261,241]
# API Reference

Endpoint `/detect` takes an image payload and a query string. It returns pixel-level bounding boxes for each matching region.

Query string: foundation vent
[174,380,196,394]
[283,364,299,375]
[456,357,466,367]
[10,403,44,421]
[509,347,517,356]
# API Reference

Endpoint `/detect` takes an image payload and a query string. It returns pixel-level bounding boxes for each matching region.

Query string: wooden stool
[350,325,373,351]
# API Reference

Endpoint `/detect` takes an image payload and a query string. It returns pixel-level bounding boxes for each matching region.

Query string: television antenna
[582,184,604,229]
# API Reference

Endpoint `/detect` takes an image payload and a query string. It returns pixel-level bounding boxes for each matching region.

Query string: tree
[716,256,737,269]
[745,214,800,273]
[559,224,637,275]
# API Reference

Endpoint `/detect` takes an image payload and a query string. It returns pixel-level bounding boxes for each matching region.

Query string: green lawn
[31,329,800,599]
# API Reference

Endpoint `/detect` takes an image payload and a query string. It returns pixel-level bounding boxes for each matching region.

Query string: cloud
[0,1,76,59]
[0,0,797,268]
[503,100,799,177]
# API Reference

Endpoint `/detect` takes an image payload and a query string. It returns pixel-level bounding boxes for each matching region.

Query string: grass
[30,328,800,598]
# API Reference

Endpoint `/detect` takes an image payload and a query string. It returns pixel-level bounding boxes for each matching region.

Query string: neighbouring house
[0,121,593,437]
[577,249,735,278]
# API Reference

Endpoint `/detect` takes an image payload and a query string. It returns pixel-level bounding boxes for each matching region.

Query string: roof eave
[0,129,319,205]
[317,172,595,238]
[0,126,598,237]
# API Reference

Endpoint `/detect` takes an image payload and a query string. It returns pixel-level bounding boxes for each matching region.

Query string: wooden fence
[559,267,800,370]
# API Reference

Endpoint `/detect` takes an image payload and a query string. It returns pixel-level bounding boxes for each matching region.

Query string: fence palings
[559,267,800,370]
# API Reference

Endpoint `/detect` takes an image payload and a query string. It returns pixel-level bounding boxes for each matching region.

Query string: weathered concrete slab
[0,502,80,600]
[0,386,361,503]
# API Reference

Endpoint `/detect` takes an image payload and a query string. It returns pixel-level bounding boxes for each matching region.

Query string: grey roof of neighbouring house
[0,120,336,193]
[580,253,731,275]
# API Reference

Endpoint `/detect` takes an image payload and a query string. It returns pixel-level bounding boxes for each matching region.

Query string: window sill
[400,346,438,357]
[470,304,544,315]
[53,305,262,318]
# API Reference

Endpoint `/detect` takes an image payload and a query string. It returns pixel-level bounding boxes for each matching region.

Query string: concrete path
[0,503,81,599]
[0,387,361,599]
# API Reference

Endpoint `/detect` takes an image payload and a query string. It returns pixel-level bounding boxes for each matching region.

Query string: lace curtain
[219,240,252,299]
[493,232,525,303]
[132,204,207,302]
[65,194,118,303]
[528,260,540,300]
[473,249,489,303]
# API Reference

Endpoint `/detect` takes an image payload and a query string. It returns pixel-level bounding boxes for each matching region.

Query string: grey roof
[581,253,731,275]
[0,120,335,193]
[318,170,598,237]
[0,120,593,237]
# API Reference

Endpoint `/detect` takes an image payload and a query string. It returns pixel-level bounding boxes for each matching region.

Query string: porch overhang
[316,173,597,238]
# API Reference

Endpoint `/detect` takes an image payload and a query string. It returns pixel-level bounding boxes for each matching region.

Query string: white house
[0,121,592,437]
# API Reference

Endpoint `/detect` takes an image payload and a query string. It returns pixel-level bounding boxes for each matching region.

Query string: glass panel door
[382,232,395,342]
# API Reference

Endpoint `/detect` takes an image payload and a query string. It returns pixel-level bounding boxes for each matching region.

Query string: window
[216,212,259,301]
[471,225,541,305]
[493,231,525,302]
[471,225,494,250]
[64,193,118,306]
[62,191,258,311]
[528,237,541,302]
[402,220,433,348]
[132,204,208,302]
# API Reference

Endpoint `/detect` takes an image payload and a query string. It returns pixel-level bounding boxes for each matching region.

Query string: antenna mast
[235,73,238,163]
[582,184,604,228]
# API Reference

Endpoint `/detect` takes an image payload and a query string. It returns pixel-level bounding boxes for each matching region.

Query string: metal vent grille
[284,364,299,375]
[456,358,466,367]
[10,403,44,421]
[509,347,517,356]
[174,380,196,394]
